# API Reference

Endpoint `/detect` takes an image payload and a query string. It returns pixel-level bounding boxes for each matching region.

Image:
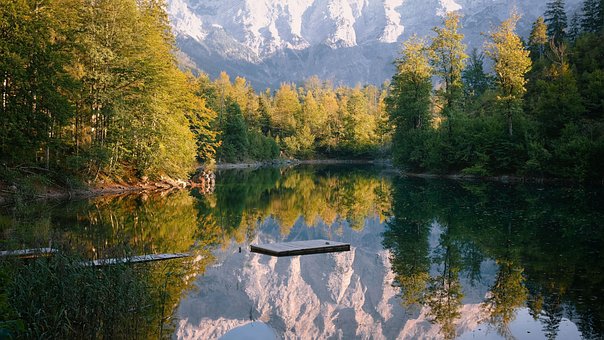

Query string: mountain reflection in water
[2,165,602,339]
[175,166,604,340]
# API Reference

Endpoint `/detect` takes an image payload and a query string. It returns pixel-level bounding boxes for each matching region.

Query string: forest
[1,0,603,185]
[0,0,389,187]
[387,1,604,180]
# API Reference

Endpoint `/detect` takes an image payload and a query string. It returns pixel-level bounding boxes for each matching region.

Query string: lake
[1,165,603,339]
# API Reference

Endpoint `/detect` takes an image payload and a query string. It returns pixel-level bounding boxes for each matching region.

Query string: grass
[0,252,177,339]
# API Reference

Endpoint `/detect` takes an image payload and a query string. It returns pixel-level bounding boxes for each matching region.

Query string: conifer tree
[545,0,568,43]
[533,60,584,139]
[580,0,602,32]
[568,12,582,42]
[529,17,549,60]
[462,49,491,114]
[218,100,248,162]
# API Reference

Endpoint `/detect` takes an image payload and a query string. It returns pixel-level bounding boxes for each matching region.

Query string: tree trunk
[507,101,513,137]
[45,145,50,170]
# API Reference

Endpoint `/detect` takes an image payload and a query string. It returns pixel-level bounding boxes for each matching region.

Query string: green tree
[217,100,248,162]
[387,36,432,132]
[545,0,568,43]
[430,12,467,135]
[485,12,532,137]
[568,12,581,42]
[386,36,433,168]
[462,49,491,102]
[258,92,273,135]
[581,0,603,33]
[533,56,584,139]
[0,0,77,168]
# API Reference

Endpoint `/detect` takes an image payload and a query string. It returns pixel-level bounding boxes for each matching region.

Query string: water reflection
[191,165,391,247]
[174,167,603,339]
[1,166,603,339]
[384,178,604,339]
[0,190,212,338]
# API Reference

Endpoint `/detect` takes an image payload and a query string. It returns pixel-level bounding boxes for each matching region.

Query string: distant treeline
[198,73,390,163]
[386,0,604,180]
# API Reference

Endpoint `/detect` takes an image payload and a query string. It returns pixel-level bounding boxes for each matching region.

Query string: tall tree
[462,49,490,99]
[0,0,77,167]
[189,74,219,163]
[387,36,432,131]
[386,36,432,167]
[346,87,375,150]
[462,49,491,116]
[272,83,300,137]
[430,12,467,135]
[545,0,568,43]
[581,0,603,33]
[568,12,582,42]
[485,12,532,137]
[531,41,584,140]
[529,17,549,60]
[217,100,248,162]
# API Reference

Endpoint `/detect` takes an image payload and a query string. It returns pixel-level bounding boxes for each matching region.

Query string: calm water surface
[1,165,603,339]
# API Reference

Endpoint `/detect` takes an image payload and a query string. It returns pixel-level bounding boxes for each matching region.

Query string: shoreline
[2,160,600,205]
[398,171,603,186]
[0,175,213,205]
[212,159,391,170]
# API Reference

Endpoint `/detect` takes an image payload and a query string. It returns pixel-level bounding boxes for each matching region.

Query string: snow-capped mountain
[167,0,582,88]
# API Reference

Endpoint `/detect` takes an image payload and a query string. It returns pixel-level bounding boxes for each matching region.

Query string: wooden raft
[250,239,350,257]
[82,253,192,267]
[0,248,58,258]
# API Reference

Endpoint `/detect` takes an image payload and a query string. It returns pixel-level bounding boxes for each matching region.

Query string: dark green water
[1,165,603,339]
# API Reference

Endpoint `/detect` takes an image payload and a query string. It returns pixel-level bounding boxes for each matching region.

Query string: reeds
[1,253,171,339]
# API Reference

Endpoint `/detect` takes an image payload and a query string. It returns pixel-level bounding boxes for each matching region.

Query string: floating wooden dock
[250,239,350,257]
[0,248,193,266]
[82,253,192,267]
[0,248,58,258]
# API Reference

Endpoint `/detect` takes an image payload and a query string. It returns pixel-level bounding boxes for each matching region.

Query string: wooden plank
[0,248,194,266]
[250,239,350,257]
[0,248,58,258]
[82,253,192,267]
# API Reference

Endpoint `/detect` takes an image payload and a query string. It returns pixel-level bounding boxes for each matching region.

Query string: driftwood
[189,169,215,193]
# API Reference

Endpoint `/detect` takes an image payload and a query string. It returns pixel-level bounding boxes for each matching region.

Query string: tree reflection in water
[2,166,603,339]
[384,177,604,339]
[1,190,214,338]
[192,165,392,247]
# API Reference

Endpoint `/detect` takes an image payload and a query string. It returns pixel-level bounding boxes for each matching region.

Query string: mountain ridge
[167,0,582,88]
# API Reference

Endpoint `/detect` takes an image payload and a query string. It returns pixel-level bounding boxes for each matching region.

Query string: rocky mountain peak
[167,0,582,88]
